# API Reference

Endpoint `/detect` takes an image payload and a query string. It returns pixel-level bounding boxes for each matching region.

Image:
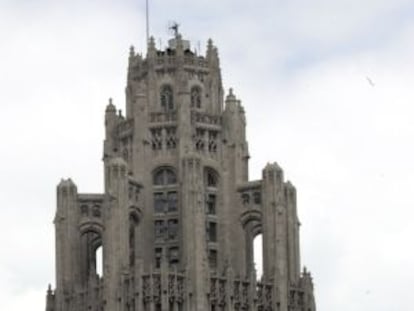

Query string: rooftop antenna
[167,21,180,37]
[145,0,149,47]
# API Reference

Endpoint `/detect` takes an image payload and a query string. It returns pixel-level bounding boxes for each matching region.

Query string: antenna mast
[146,0,149,47]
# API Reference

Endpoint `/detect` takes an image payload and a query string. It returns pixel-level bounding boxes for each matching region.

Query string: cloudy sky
[1,0,414,310]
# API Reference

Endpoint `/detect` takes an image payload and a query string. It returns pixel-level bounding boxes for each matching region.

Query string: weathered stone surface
[46,32,316,311]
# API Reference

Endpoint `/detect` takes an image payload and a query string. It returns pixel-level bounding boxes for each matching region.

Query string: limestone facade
[46,33,316,311]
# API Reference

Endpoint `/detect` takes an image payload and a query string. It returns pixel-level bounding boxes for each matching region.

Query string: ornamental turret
[46,30,316,311]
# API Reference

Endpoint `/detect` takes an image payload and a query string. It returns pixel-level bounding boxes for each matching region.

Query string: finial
[129,45,135,58]
[168,21,180,37]
[225,88,237,103]
[149,36,156,50]
[207,39,213,53]
[106,97,116,113]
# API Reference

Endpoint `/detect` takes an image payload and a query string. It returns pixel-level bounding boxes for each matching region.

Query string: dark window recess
[253,192,261,205]
[160,85,174,111]
[208,249,217,268]
[165,127,177,149]
[166,170,176,184]
[154,220,164,240]
[129,225,135,266]
[167,219,178,240]
[135,189,139,202]
[206,171,217,188]
[208,131,217,153]
[207,222,217,242]
[154,193,165,213]
[151,128,163,150]
[155,248,162,268]
[168,247,179,267]
[242,193,250,205]
[153,168,177,185]
[128,186,133,199]
[195,129,205,151]
[167,192,178,212]
[153,168,164,185]
[206,194,216,214]
[92,206,101,217]
[80,205,89,216]
[191,86,202,108]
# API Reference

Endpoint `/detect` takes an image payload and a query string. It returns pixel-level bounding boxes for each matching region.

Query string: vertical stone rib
[181,156,208,311]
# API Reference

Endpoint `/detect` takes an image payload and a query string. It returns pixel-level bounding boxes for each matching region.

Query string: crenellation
[47,30,316,311]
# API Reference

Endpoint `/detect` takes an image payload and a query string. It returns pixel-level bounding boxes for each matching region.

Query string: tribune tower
[46,32,316,311]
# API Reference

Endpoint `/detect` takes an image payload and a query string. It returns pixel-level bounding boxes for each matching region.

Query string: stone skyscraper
[46,32,316,311]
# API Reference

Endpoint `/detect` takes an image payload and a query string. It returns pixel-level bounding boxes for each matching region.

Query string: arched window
[204,168,219,270]
[153,167,177,185]
[205,168,218,188]
[190,86,202,108]
[129,213,139,267]
[80,230,103,281]
[95,245,103,276]
[153,167,180,269]
[253,234,263,280]
[160,85,174,110]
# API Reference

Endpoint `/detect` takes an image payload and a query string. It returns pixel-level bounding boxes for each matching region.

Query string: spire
[227,88,236,101]
[207,38,219,67]
[147,36,156,58]
[106,97,116,113]
[129,45,135,58]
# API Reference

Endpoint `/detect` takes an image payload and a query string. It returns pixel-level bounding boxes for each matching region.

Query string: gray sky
[1,0,414,310]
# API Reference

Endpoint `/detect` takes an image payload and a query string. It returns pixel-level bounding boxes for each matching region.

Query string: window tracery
[150,127,178,152]
[165,127,177,149]
[129,214,139,266]
[160,85,174,110]
[153,168,177,186]
[208,131,218,153]
[205,169,218,188]
[153,167,180,268]
[194,128,219,156]
[80,204,89,216]
[205,168,219,269]
[206,194,216,215]
[195,128,205,151]
[190,86,202,108]
[150,128,163,150]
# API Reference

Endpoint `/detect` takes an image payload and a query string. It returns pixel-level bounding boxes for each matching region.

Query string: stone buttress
[46,32,316,311]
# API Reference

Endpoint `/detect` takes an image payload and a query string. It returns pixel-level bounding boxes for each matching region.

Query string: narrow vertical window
[205,169,218,188]
[167,191,177,212]
[154,192,165,213]
[155,248,162,268]
[168,246,179,267]
[95,245,103,277]
[167,219,178,240]
[154,220,164,240]
[207,222,217,242]
[191,86,202,108]
[208,249,217,269]
[206,194,216,215]
[253,234,263,280]
[160,85,174,110]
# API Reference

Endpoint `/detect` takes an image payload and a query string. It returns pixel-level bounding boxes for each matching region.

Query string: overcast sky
[1,1,414,310]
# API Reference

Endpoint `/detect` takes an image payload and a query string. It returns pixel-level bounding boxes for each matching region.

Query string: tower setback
[46,33,316,311]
